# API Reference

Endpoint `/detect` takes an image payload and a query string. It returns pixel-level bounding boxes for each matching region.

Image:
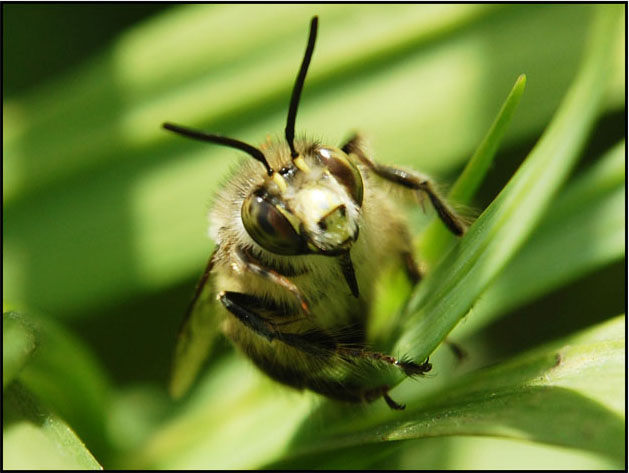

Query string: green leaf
[456,140,626,337]
[419,73,527,266]
[123,356,315,469]
[270,315,625,468]
[3,312,38,389]
[3,382,102,470]
[7,311,112,461]
[371,73,527,347]
[392,4,621,371]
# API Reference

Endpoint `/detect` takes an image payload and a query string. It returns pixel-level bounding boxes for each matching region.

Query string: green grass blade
[270,315,625,468]
[419,73,527,266]
[8,311,113,461]
[3,312,38,389]
[456,140,626,337]
[3,382,102,469]
[392,5,621,369]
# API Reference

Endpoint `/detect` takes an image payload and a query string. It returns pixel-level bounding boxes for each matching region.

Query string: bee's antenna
[163,122,274,177]
[285,16,318,168]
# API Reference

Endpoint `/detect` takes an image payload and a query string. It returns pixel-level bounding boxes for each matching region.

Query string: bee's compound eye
[316,148,364,206]
[242,191,306,255]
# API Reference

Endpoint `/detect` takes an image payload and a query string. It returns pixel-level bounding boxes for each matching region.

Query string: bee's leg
[334,349,432,410]
[219,291,335,352]
[402,250,422,285]
[444,339,467,362]
[396,223,423,285]
[342,134,466,236]
[356,385,405,410]
[234,246,310,315]
[220,292,274,342]
[337,348,432,377]
[382,391,406,410]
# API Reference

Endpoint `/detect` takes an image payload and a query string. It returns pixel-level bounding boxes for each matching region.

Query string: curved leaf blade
[393,4,621,367]
[271,315,625,467]
[419,73,527,265]
[457,140,626,337]
[3,382,102,470]
[3,312,38,389]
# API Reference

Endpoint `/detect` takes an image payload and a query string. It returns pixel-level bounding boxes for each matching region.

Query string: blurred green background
[3,4,625,469]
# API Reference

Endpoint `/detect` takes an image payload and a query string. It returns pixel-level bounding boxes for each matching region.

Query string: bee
[164,16,466,410]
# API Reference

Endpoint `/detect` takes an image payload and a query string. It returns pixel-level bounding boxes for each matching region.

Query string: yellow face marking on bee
[272,172,288,193]
[293,155,311,173]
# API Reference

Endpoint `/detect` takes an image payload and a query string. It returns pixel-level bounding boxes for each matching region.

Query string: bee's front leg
[234,246,310,314]
[219,291,334,352]
[342,134,466,236]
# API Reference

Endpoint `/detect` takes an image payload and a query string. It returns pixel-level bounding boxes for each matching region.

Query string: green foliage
[3,312,38,389]
[395,4,620,363]
[3,382,102,470]
[271,316,625,468]
[3,4,625,469]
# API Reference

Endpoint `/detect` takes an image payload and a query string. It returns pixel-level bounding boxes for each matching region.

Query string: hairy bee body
[165,17,465,409]
[211,139,414,400]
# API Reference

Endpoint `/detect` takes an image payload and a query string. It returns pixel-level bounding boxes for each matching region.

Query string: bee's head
[164,16,363,255]
[241,145,363,256]
[163,17,364,295]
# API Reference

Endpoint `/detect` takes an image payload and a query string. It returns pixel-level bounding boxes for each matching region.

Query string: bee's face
[241,146,364,256]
